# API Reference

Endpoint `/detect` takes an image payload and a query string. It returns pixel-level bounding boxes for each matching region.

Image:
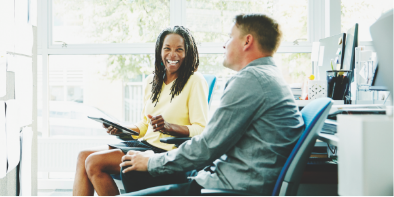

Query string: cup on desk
[326,70,352,100]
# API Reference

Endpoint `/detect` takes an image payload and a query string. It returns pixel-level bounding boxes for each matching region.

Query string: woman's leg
[85,148,126,196]
[72,145,114,196]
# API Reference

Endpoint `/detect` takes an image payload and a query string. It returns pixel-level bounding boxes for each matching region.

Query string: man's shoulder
[237,66,269,83]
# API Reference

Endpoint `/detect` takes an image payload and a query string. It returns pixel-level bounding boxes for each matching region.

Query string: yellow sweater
[134,72,209,151]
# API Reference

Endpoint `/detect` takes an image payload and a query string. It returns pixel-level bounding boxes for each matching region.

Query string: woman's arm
[149,75,209,137]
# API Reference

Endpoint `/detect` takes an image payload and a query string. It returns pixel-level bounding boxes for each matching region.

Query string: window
[44,55,154,137]
[186,0,308,43]
[341,0,393,41]
[40,0,318,137]
[52,0,170,44]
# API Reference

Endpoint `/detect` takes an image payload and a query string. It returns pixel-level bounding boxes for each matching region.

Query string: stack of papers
[289,83,302,100]
[321,119,337,135]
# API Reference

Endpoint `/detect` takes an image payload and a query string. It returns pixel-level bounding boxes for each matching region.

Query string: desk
[295,100,344,107]
[317,133,338,146]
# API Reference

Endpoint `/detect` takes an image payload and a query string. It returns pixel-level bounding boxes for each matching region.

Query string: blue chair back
[272,98,333,196]
[203,74,217,105]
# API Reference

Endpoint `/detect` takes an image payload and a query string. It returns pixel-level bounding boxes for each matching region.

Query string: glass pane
[47,55,154,137]
[186,0,308,43]
[52,0,170,44]
[197,53,311,117]
[341,0,393,41]
[45,53,309,136]
[198,53,311,84]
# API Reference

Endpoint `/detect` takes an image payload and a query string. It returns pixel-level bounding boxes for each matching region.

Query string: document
[14,1,32,56]
[0,51,6,97]
[7,54,16,72]
[0,101,6,178]
[15,25,33,56]
[6,100,20,173]
[15,56,33,128]
[0,0,15,52]
[19,127,33,196]
[318,46,325,67]
[311,42,320,62]
[15,0,29,25]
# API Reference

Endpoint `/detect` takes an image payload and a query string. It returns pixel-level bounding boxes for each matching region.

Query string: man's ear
[243,34,254,51]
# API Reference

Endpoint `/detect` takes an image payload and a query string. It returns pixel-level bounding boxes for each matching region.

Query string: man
[119,13,304,196]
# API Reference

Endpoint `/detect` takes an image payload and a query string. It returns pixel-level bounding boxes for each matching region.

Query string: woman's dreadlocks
[150,26,199,106]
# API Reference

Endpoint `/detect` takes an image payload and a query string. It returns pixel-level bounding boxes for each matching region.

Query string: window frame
[38,0,368,137]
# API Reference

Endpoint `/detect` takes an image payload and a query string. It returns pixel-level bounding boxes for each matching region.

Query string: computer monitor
[317,33,346,81]
[370,61,388,91]
[342,23,358,82]
[370,9,394,101]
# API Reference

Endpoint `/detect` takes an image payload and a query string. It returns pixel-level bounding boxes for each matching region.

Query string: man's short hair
[235,13,283,53]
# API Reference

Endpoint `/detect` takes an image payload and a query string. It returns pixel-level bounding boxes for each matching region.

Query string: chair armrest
[201,189,260,196]
[160,137,191,146]
[116,133,135,141]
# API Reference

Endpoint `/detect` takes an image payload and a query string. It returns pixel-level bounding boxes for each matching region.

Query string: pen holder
[308,80,327,100]
[326,70,352,100]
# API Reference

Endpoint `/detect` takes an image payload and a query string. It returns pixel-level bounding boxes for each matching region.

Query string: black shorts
[108,140,167,154]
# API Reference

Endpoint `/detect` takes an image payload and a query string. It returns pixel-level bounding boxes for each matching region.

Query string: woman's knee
[85,149,123,176]
[76,150,94,166]
[85,153,103,176]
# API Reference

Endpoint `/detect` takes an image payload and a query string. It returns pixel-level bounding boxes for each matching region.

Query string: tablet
[88,116,139,136]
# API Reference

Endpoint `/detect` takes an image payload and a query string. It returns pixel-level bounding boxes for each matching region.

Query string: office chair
[162,98,333,196]
[112,74,217,181]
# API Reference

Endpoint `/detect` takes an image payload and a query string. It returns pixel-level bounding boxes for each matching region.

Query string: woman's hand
[147,114,190,137]
[148,114,173,135]
[102,123,123,135]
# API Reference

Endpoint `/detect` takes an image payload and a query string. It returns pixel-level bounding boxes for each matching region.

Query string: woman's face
[161,34,186,74]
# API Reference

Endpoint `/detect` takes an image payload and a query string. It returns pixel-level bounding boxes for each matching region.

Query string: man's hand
[120,150,155,173]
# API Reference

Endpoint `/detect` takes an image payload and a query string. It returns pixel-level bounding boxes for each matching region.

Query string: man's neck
[236,53,272,71]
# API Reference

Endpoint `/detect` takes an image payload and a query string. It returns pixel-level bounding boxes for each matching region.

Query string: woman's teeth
[167,60,179,65]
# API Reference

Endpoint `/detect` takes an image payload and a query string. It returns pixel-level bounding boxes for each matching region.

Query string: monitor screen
[342,23,358,82]
[369,62,387,91]
[317,33,346,81]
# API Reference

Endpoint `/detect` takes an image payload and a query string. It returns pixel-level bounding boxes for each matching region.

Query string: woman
[72,26,209,196]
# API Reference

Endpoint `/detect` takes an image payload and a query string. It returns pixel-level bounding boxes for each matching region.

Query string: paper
[0,0,15,52]
[19,127,33,196]
[15,56,33,127]
[6,100,20,173]
[318,46,325,67]
[0,101,6,178]
[15,25,33,56]
[15,0,29,26]
[0,51,6,97]
[7,54,16,72]
[311,42,320,62]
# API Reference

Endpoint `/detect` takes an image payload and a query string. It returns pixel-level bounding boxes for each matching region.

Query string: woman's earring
[161,62,164,66]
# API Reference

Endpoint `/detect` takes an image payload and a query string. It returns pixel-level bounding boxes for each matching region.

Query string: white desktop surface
[295,100,344,107]
[317,133,338,146]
